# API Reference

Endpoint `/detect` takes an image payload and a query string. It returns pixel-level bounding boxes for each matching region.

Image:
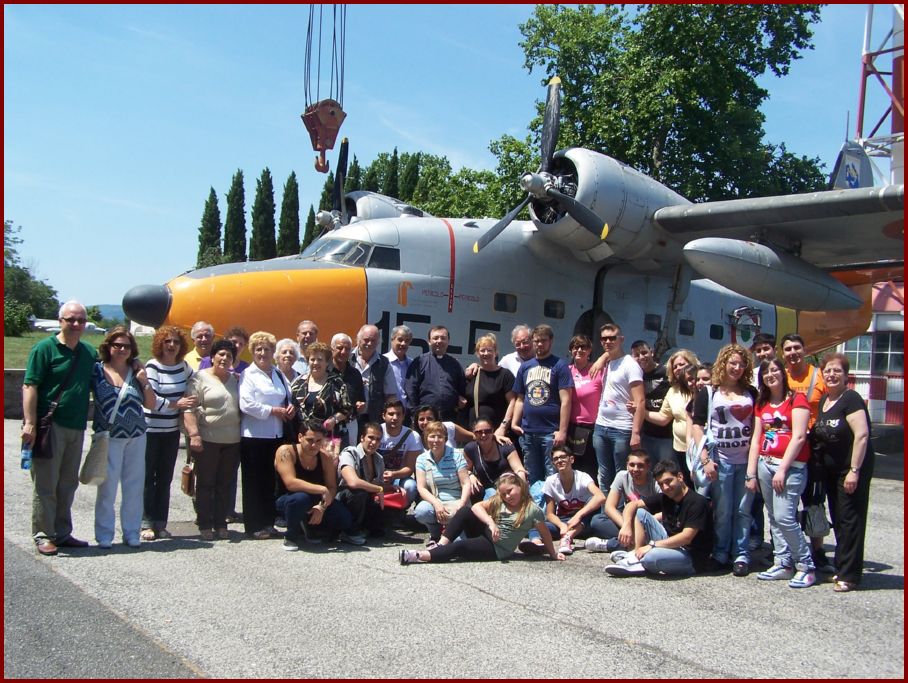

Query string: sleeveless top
[276,447,325,497]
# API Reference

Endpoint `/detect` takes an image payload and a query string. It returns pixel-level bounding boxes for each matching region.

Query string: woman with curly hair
[140,326,197,541]
[690,343,757,576]
[289,341,353,444]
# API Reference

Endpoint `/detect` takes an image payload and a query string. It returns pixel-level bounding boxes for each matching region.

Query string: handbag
[687,387,717,493]
[800,502,831,537]
[31,344,83,460]
[181,458,196,497]
[78,367,132,486]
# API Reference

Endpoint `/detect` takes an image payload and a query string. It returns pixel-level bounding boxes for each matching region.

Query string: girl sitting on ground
[399,472,564,564]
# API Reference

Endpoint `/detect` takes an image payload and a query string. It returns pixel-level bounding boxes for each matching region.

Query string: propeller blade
[539,76,561,174]
[332,138,349,217]
[546,187,608,239]
[473,196,531,253]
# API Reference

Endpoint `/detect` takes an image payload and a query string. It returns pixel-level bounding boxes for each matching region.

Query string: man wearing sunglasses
[22,300,99,556]
[592,323,644,492]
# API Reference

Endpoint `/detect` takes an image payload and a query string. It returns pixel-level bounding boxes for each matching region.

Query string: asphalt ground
[3,419,904,679]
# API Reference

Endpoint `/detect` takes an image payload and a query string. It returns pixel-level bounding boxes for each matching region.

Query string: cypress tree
[345,155,362,193]
[277,171,300,256]
[223,169,247,262]
[301,205,316,251]
[318,174,334,213]
[250,167,276,261]
[362,164,380,192]
[399,153,420,202]
[196,187,223,267]
[383,147,400,198]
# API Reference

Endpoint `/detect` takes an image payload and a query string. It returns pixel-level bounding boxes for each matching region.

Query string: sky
[3,4,897,309]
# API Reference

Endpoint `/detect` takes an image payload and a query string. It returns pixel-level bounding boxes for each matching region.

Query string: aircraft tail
[827,140,875,189]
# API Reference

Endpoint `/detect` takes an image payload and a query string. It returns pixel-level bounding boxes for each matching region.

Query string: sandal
[833,579,858,593]
[140,529,156,542]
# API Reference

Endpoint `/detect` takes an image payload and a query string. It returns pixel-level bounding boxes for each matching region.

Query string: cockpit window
[301,237,400,270]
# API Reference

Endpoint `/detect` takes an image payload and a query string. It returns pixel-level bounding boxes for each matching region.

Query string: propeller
[473,76,608,254]
[316,138,350,233]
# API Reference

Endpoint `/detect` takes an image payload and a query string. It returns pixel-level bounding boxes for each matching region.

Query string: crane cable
[304,5,345,108]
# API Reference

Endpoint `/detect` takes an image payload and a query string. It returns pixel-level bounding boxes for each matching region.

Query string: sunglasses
[600,335,618,342]
[62,317,87,324]
[111,342,131,351]
[473,429,493,436]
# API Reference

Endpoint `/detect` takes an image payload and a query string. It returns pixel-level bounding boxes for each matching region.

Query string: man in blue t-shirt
[511,324,573,484]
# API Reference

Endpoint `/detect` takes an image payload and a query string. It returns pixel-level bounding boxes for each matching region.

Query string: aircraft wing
[653,184,904,268]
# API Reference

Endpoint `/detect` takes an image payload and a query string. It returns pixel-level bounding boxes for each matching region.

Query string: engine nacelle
[345,191,430,223]
[528,148,689,263]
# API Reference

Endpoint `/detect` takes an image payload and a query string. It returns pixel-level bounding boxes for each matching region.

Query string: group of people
[22,302,874,592]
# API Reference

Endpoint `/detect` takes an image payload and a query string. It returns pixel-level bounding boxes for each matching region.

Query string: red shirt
[756,392,811,462]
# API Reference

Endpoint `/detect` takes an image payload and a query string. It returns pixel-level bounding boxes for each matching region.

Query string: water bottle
[20,444,33,471]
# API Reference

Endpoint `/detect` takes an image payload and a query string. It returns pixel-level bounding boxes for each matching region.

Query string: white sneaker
[605,557,646,576]
[584,537,610,553]
[757,565,795,581]
[282,539,299,552]
[609,550,629,563]
[558,539,574,555]
[789,570,816,589]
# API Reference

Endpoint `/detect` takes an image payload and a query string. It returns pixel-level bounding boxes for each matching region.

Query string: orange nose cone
[164,267,367,340]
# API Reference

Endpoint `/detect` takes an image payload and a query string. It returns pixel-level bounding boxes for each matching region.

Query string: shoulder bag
[31,344,83,460]
[79,367,133,486]
[687,387,717,494]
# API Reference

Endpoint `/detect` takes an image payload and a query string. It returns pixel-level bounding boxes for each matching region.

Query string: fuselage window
[494,293,517,313]
[709,324,724,341]
[544,299,565,319]
[368,246,401,270]
[678,319,695,336]
[644,314,661,332]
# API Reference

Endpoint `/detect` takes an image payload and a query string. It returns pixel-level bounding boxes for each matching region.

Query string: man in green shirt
[22,300,98,556]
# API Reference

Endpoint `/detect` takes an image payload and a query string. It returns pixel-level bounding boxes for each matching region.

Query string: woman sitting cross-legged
[412,420,471,545]
[399,472,565,564]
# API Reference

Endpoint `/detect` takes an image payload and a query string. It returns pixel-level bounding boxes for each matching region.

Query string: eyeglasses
[111,342,130,351]
[552,455,571,462]
[62,317,87,324]
[600,335,618,342]
[473,429,492,436]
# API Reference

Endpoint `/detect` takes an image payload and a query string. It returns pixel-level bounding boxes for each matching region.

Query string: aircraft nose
[122,284,171,328]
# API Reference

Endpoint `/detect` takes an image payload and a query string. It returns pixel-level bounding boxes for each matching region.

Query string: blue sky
[3,4,894,308]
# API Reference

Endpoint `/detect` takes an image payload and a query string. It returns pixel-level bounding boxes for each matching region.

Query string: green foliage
[399,152,420,202]
[319,174,334,212]
[85,305,103,323]
[4,220,61,319]
[223,170,247,262]
[301,205,316,252]
[197,245,226,269]
[4,296,32,337]
[362,164,380,192]
[277,171,301,256]
[382,147,400,198]
[509,4,825,202]
[5,219,23,269]
[345,156,362,193]
[196,187,223,268]
[250,168,277,261]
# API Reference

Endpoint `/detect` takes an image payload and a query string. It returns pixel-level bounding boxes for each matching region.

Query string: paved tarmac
[3,419,904,678]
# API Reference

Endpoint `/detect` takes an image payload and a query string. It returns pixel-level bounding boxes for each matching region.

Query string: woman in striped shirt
[141,326,196,541]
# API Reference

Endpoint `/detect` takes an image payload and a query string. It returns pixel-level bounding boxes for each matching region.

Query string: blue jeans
[711,459,754,565]
[757,458,814,570]
[640,434,674,464]
[592,425,631,491]
[275,491,353,542]
[519,432,555,485]
[635,508,695,576]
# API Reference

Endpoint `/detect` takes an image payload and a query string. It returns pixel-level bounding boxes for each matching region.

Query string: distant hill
[94,304,125,321]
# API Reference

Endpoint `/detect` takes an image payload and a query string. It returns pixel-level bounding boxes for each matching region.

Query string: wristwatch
[849,466,860,473]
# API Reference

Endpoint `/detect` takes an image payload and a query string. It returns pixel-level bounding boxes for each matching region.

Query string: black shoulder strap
[48,343,83,412]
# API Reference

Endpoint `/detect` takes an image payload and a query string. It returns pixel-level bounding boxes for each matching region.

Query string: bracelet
[745,474,757,481]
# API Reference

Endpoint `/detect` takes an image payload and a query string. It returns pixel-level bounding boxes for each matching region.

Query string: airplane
[123,78,904,364]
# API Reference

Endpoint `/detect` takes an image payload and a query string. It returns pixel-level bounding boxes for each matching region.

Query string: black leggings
[428,507,498,563]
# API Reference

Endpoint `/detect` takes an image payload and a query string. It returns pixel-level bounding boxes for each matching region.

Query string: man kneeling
[606,460,713,577]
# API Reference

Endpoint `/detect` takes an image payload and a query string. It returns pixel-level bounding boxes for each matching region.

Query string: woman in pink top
[566,335,602,480]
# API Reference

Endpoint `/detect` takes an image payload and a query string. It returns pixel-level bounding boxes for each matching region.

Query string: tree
[345,155,363,193]
[196,187,223,268]
[250,168,277,261]
[362,163,380,192]
[399,152,420,202]
[318,174,334,213]
[506,4,825,202]
[382,147,400,198]
[277,171,300,256]
[85,305,103,323]
[3,220,61,321]
[223,170,247,262]
[301,205,316,251]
